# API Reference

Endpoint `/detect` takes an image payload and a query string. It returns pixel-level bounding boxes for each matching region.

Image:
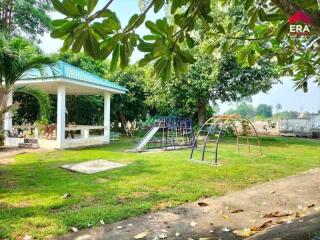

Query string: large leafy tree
[210,1,320,91]
[107,65,148,123]
[51,0,320,91]
[50,0,210,80]
[147,53,276,124]
[0,36,53,131]
[0,0,52,40]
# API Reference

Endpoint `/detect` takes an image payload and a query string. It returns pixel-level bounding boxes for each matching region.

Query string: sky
[39,1,320,114]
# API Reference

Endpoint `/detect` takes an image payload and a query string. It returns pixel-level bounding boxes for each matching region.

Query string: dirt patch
[0,157,15,165]
[61,168,320,240]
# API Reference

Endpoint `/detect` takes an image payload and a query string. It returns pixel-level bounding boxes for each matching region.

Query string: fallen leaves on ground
[255,220,272,231]
[190,221,197,227]
[198,202,209,207]
[134,230,150,239]
[61,193,71,199]
[230,209,244,213]
[222,227,230,232]
[263,211,292,218]
[71,227,78,232]
[233,228,257,237]
[159,233,167,239]
[223,215,229,220]
[234,219,273,237]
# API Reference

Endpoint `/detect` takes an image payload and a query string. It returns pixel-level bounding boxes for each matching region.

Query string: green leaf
[51,19,68,27]
[84,29,100,58]
[133,14,146,29]
[206,42,219,54]
[110,43,120,71]
[185,34,195,48]
[102,18,121,31]
[61,35,74,51]
[248,10,258,29]
[276,21,289,40]
[72,30,88,52]
[248,51,255,66]
[51,0,72,16]
[152,45,167,57]
[145,21,165,36]
[173,55,181,79]
[127,14,139,29]
[138,53,156,67]
[137,41,154,52]
[216,24,225,34]
[244,0,254,10]
[154,0,165,13]
[87,0,98,14]
[62,0,81,16]
[120,43,129,69]
[176,49,195,64]
[143,35,161,41]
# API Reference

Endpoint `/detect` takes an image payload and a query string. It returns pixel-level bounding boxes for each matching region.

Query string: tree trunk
[197,101,206,126]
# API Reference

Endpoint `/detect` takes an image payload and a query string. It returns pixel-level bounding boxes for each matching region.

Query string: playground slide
[135,127,159,150]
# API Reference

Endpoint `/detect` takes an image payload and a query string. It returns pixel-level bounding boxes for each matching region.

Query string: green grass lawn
[0,136,320,239]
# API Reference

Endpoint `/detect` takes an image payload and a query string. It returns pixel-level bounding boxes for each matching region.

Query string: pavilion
[4,61,127,149]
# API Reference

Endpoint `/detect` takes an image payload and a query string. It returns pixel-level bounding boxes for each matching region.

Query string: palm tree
[0,34,54,135]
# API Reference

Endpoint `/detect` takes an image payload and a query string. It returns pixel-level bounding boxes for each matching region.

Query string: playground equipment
[131,116,194,152]
[190,115,262,165]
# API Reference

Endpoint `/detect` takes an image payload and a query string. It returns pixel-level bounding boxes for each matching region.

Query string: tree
[147,52,276,125]
[0,35,53,132]
[50,0,211,81]
[211,1,320,91]
[225,102,256,119]
[256,104,273,119]
[51,0,318,91]
[275,103,282,113]
[0,0,52,40]
[107,65,148,123]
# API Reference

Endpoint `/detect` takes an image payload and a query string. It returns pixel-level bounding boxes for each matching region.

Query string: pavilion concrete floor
[60,168,320,240]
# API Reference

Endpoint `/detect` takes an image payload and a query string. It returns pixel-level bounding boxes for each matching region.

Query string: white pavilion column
[4,91,13,132]
[57,85,66,149]
[103,92,111,144]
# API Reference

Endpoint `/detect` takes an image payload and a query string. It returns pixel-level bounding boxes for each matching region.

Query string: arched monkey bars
[190,114,262,165]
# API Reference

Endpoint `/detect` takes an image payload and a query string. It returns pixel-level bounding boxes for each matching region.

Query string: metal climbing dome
[190,115,262,165]
[130,116,194,152]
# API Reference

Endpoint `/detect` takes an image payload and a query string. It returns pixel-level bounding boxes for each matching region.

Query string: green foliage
[0,0,52,40]
[51,0,320,89]
[50,0,213,80]
[107,66,148,122]
[256,104,273,119]
[226,103,275,119]
[0,35,54,123]
[225,102,256,119]
[212,1,320,91]
[272,111,300,120]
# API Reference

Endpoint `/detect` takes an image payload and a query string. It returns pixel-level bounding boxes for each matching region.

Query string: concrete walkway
[61,168,320,240]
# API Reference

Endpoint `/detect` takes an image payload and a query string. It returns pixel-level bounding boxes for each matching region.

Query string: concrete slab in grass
[61,159,126,174]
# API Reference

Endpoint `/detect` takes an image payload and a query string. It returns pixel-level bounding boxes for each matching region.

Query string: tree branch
[87,0,114,22]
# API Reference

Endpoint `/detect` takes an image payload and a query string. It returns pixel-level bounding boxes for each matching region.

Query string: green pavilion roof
[20,61,128,93]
